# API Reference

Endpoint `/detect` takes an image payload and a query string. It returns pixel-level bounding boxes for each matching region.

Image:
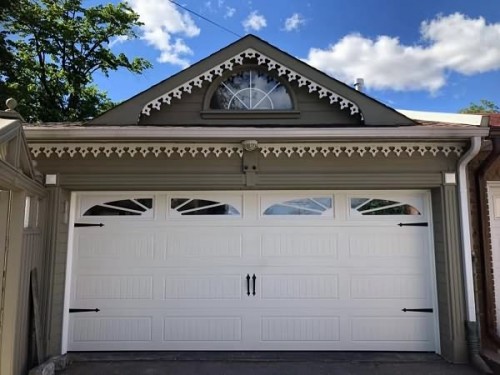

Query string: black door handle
[246,274,250,296]
[252,274,256,296]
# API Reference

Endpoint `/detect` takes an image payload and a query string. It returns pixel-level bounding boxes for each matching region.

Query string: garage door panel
[164,274,242,300]
[69,190,436,352]
[350,274,428,299]
[72,316,153,343]
[348,232,427,258]
[260,232,338,258]
[260,274,339,300]
[261,316,340,342]
[350,316,433,342]
[166,231,243,259]
[75,275,154,300]
[163,316,242,342]
[76,232,155,260]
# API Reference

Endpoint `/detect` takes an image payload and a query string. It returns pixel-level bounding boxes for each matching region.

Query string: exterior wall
[431,187,468,362]
[45,188,71,357]
[0,190,26,375]
[468,151,500,350]
[0,121,48,375]
[31,149,470,362]
[13,196,48,375]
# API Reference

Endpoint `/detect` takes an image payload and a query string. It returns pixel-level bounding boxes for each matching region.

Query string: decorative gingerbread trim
[29,142,463,159]
[141,48,361,118]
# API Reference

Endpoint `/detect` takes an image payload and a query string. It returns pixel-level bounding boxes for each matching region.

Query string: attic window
[210,69,293,110]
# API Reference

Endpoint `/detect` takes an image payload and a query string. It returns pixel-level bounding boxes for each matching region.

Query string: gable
[0,116,36,180]
[89,35,414,127]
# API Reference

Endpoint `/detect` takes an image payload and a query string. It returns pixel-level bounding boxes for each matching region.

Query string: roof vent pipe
[354,78,364,92]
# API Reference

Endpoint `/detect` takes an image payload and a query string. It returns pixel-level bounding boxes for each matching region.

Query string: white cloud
[225,6,236,18]
[128,0,200,68]
[284,13,305,32]
[108,35,128,48]
[304,13,500,92]
[242,11,267,32]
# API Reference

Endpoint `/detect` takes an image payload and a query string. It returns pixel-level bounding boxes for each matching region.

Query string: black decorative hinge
[398,222,428,227]
[69,308,100,313]
[402,308,433,313]
[74,223,104,228]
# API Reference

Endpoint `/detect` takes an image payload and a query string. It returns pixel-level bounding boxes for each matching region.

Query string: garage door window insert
[83,198,153,216]
[351,198,421,215]
[171,198,240,216]
[263,197,333,216]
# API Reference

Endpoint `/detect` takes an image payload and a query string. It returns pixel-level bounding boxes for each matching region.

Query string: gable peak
[141,47,361,119]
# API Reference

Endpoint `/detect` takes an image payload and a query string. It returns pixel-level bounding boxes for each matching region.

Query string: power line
[168,0,242,38]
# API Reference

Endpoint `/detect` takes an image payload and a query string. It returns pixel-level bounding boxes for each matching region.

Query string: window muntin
[83,198,153,216]
[171,198,240,216]
[210,69,293,110]
[351,198,421,216]
[263,197,333,216]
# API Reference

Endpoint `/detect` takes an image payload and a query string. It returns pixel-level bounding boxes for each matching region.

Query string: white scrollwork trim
[258,143,464,158]
[30,144,244,159]
[30,142,464,159]
[141,48,361,118]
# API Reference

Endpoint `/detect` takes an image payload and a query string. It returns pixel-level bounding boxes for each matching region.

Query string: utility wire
[168,0,242,38]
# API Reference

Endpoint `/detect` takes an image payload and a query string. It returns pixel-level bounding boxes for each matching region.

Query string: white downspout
[457,135,481,323]
[457,135,493,373]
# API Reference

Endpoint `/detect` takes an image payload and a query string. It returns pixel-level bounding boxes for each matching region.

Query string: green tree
[459,99,500,114]
[0,0,151,122]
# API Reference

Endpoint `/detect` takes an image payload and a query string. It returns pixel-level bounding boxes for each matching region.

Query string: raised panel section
[78,234,154,259]
[261,317,340,341]
[350,275,426,299]
[261,275,338,299]
[261,234,338,258]
[73,317,152,342]
[164,275,241,299]
[163,317,242,341]
[351,317,431,341]
[76,275,153,299]
[349,234,424,258]
[166,234,242,258]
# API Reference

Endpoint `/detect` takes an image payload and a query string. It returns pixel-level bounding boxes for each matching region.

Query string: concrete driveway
[56,352,484,375]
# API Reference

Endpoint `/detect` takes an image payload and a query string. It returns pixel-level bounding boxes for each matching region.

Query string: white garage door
[67,191,438,351]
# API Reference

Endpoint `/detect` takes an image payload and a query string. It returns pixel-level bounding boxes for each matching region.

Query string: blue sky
[93,0,500,113]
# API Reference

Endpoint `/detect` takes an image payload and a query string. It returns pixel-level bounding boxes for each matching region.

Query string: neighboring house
[3,35,493,374]
[0,110,48,375]
[468,113,500,368]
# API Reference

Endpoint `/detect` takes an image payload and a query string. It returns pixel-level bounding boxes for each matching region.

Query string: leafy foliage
[0,0,151,122]
[459,99,499,114]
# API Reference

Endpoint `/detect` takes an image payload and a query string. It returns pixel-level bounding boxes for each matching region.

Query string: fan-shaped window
[210,69,293,110]
[351,198,421,216]
[171,198,240,216]
[264,197,333,216]
[84,198,153,216]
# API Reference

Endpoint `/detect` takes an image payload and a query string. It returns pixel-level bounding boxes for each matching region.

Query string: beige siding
[14,215,47,375]
[45,188,70,357]
[431,186,468,363]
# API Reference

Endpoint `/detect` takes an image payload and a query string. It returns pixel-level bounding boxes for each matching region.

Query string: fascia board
[24,126,489,142]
